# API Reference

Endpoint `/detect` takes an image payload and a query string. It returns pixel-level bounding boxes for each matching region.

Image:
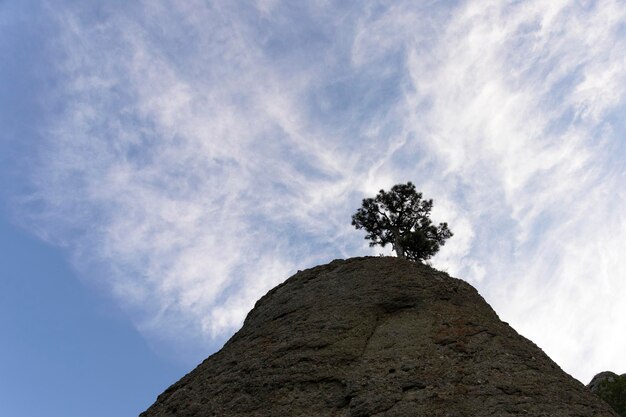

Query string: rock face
[141,257,618,416]
[588,371,626,416]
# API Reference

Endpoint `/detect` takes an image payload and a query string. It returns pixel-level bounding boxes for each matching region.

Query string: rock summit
[141,257,617,416]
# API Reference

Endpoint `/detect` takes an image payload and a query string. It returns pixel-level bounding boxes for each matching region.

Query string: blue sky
[2,1,625,416]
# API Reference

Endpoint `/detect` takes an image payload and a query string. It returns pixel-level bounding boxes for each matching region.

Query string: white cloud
[394,0,626,382]
[19,0,626,380]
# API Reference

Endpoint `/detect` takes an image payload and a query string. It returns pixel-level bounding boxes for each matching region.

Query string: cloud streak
[17,0,626,380]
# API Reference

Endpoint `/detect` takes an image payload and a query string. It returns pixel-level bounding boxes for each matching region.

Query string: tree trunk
[391,228,405,259]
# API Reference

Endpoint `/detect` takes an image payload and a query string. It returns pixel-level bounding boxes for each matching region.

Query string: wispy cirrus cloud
[395,0,626,380]
[18,0,626,380]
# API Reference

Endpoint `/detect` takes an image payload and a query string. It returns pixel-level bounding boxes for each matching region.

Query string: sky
[1,1,625,416]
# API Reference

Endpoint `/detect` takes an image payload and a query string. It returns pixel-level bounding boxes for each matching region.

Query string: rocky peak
[141,257,618,416]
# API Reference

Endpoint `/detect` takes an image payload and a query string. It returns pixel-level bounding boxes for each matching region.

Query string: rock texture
[588,371,626,416]
[141,257,618,417]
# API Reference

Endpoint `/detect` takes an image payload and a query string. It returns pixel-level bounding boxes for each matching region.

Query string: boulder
[589,371,626,416]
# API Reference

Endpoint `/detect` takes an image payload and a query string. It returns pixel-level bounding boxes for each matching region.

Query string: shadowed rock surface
[141,257,618,416]
[588,371,626,416]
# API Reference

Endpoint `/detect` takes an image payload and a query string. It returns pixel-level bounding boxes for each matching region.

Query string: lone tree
[352,182,453,262]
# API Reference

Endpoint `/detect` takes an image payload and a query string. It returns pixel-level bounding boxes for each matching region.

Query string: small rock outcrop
[589,371,626,416]
[141,257,618,416]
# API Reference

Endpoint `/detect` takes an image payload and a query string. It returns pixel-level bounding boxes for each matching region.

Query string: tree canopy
[351,182,452,262]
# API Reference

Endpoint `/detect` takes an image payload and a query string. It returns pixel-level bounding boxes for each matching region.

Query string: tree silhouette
[351,182,452,261]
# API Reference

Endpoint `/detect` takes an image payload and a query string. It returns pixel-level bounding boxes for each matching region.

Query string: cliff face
[141,257,618,416]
